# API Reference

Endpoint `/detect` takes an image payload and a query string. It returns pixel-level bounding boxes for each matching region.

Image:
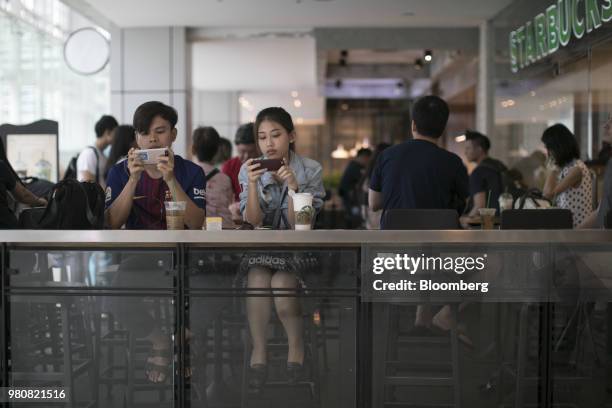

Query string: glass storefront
[492,0,612,193]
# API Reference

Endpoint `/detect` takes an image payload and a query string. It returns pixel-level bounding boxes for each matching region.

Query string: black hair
[234,123,255,145]
[95,115,119,138]
[132,101,178,134]
[192,126,221,163]
[541,124,580,167]
[465,130,491,152]
[105,125,135,177]
[214,137,233,164]
[356,148,373,158]
[411,95,449,139]
[0,137,21,184]
[254,107,296,155]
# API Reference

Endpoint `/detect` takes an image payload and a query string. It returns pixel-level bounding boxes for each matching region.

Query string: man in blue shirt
[461,130,505,225]
[105,101,206,229]
[369,95,469,229]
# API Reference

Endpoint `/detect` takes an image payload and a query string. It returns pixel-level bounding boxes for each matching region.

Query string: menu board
[6,134,59,182]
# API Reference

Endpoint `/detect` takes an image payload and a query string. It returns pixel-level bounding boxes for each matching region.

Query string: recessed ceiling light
[291,91,299,98]
[294,99,302,108]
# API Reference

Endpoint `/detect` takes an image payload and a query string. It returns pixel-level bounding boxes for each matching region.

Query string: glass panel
[186,248,359,290]
[8,294,176,407]
[549,244,612,407]
[590,40,612,203]
[187,294,356,408]
[8,249,175,288]
[186,247,359,407]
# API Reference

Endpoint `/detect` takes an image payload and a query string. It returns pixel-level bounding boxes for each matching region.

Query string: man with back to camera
[339,148,372,228]
[222,123,258,202]
[368,95,469,229]
[77,115,118,188]
[105,101,206,229]
[460,130,506,228]
[368,95,471,341]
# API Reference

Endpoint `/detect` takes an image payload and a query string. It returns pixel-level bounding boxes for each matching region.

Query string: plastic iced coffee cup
[164,201,186,230]
[478,208,496,230]
[292,193,314,231]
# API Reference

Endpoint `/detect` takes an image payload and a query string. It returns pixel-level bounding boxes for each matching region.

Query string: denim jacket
[238,153,325,229]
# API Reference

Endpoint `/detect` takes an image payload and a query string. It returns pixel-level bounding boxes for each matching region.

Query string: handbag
[514,189,552,210]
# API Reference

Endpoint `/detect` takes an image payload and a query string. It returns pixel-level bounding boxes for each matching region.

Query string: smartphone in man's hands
[134,148,169,164]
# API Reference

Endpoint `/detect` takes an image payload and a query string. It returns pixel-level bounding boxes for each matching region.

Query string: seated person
[239,107,325,391]
[191,126,235,228]
[460,130,505,227]
[541,124,592,228]
[105,101,206,230]
[105,101,205,383]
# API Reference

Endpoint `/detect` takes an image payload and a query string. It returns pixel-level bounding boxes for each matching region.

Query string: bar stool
[240,307,322,408]
[10,293,99,408]
[374,209,462,408]
[498,209,574,408]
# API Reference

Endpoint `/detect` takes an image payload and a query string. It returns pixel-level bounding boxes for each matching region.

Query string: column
[110,27,188,156]
[476,21,495,138]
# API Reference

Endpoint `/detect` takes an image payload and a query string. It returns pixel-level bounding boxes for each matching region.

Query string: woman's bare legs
[246,267,273,366]
[271,271,304,365]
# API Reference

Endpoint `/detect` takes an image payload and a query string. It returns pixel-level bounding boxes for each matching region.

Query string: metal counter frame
[1,230,612,408]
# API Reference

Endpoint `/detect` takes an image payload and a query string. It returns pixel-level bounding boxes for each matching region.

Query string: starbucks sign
[509,0,612,72]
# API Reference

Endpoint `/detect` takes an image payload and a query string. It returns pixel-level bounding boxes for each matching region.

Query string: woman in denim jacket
[237,107,325,391]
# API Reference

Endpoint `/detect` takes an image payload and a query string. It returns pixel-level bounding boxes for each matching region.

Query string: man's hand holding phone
[127,148,145,182]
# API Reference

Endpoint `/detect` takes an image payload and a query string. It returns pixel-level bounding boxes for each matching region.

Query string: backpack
[20,179,105,229]
[63,146,99,182]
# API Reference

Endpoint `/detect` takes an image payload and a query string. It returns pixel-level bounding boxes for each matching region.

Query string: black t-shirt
[370,139,469,229]
[339,160,365,203]
[468,163,503,213]
[0,160,18,229]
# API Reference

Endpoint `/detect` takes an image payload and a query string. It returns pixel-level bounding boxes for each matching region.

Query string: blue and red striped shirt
[105,155,206,229]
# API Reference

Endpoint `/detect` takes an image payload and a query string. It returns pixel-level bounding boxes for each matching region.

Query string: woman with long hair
[104,125,136,180]
[238,107,325,391]
[541,124,593,227]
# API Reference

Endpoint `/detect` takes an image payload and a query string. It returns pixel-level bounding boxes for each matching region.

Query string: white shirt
[76,146,107,188]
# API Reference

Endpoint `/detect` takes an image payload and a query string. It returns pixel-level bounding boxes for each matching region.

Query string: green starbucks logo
[296,205,315,224]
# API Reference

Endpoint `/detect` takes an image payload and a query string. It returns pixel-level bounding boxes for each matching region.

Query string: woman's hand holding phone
[245,158,266,184]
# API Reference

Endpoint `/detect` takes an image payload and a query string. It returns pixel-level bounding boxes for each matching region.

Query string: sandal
[145,347,172,383]
[183,342,196,380]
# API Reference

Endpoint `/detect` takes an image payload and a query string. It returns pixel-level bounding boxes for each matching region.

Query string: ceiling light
[291,91,299,98]
[293,99,302,108]
[424,50,433,62]
[455,135,466,143]
[414,59,423,70]
[331,144,349,159]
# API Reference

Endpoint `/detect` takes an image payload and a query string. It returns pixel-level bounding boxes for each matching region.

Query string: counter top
[2,229,612,246]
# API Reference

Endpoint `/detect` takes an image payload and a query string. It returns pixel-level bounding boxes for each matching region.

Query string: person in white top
[76,115,118,188]
[542,124,593,228]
